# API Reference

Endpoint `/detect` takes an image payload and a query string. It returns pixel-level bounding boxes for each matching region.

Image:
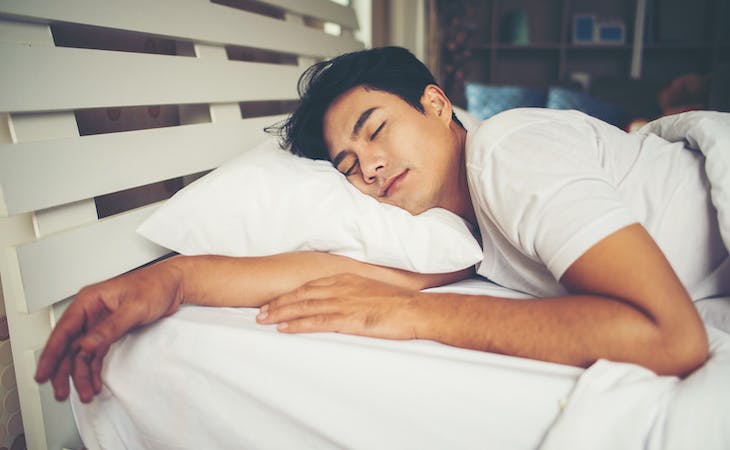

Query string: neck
[447,123,478,227]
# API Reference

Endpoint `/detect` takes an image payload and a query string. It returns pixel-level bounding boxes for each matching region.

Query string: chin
[378,194,431,216]
[398,202,428,216]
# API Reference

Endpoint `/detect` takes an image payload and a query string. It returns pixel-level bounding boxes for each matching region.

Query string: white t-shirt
[466,108,729,300]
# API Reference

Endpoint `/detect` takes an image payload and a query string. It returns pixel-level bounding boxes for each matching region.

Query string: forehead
[323,87,407,152]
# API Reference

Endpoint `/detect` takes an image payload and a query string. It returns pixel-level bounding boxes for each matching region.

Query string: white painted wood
[285,11,306,26]
[0,113,13,215]
[0,214,34,248]
[193,43,228,59]
[0,17,61,444]
[7,111,100,236]
[178,104,212,125]
[2,40,94,447]
[0,251,55,450]
[0,0,361,59]
[8,111,79,143]
[0,113,11,143]
[0,44,302,113]
[0,17,96,237]
[210,103,243,122]
[0,115,284,215]
[34,349,84,450]
[0,18,53,45]
[192,43,245,123]
[287,12,319,71]
[0,2,361,448]
[16,203,168,313]
[260,0,358,29]
[32,201,98,238]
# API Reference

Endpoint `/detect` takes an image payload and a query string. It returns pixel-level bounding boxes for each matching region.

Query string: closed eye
[370,121,386,141]
[344,159,359,176]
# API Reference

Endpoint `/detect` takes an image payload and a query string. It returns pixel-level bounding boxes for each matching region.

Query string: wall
[372,0,429,62]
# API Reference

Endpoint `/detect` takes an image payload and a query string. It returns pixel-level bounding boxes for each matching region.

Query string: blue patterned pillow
[465,83,547,120]
[547,87,626,127]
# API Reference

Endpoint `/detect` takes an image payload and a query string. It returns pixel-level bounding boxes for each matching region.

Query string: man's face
[323,85,461,215]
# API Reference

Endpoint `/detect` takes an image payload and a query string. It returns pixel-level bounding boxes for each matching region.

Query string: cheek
[347,177,376,197]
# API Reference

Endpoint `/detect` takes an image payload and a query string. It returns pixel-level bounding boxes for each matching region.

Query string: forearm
[166,252,471,308]
[413,292,707,376]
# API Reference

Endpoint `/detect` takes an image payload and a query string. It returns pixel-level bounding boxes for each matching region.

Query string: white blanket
[541,111,730,450]
[540,326,730,450]
[73,303,583,450]
[71,286,730,450]
[638,111,730,250]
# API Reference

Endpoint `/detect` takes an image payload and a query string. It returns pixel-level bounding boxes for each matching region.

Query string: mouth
[379,170,408,198]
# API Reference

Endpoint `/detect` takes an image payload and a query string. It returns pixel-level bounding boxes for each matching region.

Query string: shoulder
[467,108,595,168]
[469,108,590,144]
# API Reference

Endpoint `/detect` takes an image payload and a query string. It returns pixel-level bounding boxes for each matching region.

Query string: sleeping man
[37,47,728,403]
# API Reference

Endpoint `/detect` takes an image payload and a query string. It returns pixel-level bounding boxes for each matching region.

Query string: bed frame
[0,1,362,448]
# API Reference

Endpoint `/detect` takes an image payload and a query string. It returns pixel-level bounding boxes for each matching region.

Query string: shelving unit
[436,0,729,108]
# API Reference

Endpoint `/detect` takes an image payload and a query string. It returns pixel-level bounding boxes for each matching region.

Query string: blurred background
[370,0,730,130]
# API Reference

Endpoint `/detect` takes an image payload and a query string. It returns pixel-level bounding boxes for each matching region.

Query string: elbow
[658,322,709,378]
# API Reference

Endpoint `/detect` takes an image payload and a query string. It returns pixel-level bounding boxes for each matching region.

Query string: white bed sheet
[71,277,730,450]
[72,278,581,450]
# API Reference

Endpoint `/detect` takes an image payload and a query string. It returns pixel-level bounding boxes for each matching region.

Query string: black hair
[267,46,462,161]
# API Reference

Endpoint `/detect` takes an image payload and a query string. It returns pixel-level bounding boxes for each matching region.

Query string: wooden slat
[16,203,168,313]
[35,348,83,450]
[0,115,284,215]
[0,0,362,58]
[259,0,358,29]
[0,44,301,113]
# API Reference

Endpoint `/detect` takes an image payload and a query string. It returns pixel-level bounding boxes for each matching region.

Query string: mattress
[71,277,730,450]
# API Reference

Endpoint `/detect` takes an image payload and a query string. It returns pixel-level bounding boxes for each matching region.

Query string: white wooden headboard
[0,1,362,448]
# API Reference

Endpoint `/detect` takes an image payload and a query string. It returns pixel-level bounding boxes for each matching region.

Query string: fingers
[275,314,345,334]
[35,301,88,383]
[68,304,143,402]
[72,350,95,403]
[91,349,107,395]
[38,291,143,403]
[50,355,72,401]
[76,302,142,354]
[257,274,368,327]
[258,295,336,324]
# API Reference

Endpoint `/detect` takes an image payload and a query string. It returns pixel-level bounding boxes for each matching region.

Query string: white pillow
[137,111,483,274]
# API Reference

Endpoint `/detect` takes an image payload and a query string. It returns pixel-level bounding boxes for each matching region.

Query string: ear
[420,84,453,126]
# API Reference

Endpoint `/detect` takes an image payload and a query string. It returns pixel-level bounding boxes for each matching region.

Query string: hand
[34,259,185,403]
[256,273,423,340]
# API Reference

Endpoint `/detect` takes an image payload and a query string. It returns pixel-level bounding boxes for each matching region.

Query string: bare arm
[174,252,471,307]
[35,252,471,402]
[260,224,709,377]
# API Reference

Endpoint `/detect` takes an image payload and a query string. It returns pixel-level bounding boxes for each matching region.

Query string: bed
[0,1,729,450]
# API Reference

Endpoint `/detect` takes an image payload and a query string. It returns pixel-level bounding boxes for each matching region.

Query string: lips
[379,170,408,198]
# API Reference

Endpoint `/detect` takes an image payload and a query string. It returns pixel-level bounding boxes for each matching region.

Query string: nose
[360,154,385,184]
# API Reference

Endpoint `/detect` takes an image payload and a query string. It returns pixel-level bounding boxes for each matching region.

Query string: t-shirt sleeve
[467,112,638,280]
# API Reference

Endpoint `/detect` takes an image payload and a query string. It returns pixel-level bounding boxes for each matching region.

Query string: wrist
[157,255,189,307]
[408,292,439,340]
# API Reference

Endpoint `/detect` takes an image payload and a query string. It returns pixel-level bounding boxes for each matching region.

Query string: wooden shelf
[495,43,561,50]
[643,42,716,50]
[470,43,561,50]
[566,44,632,51]
[436,0,728,106]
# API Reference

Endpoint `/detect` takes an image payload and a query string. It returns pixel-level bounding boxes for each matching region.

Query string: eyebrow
[332,106,379,168]
[351,106,378,140]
